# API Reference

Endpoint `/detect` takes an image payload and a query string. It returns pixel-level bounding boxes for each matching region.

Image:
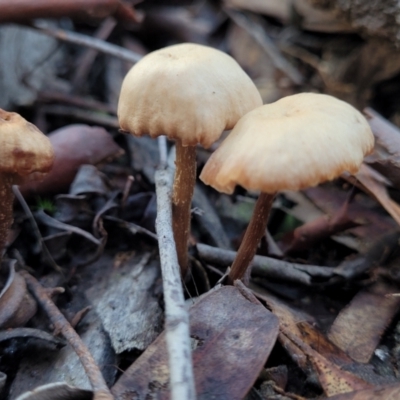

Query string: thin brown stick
[229,192,276,282]
[20,271,113,399]
[172,141,196,278]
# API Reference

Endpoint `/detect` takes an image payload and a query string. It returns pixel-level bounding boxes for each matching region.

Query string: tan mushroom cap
[118,43,263,148]
[200,93,375,194]
[0,109,54,176]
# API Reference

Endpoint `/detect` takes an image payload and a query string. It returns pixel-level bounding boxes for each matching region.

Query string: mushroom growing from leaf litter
[0,109,54,263]
[118,42,262,278]
[200,93,375,283]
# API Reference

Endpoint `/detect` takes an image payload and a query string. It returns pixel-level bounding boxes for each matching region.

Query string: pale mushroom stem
[228,192,276,283]
[172,140,197,278]
[0,173,15,264]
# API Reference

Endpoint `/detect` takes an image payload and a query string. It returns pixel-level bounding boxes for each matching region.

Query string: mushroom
[118,42,262,277]
[200,93,375,283]
[0,109,54,261]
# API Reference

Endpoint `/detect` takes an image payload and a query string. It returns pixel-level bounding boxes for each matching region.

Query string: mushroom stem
[172,140,196,278]
[228,192,276,283]
[0,173,15,263]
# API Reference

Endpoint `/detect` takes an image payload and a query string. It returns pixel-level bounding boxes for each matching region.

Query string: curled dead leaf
[0,327,64,348]
[0,260,36,329]
[15,382,92,400]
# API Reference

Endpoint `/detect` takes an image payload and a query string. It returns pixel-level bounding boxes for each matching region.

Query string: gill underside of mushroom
[0,173,15,264]
[172,140,196,278]
[229,192,276,283]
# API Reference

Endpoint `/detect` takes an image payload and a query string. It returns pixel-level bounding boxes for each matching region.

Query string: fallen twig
[103,216,158,240]
[154,136,196,400]
[31,21,142,64]
[38,90,117,114]
[20,271,113,399]
[41,104,119,128]
[197,243,335,285]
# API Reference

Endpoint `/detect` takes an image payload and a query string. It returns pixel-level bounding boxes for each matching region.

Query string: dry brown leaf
[299,322,354,368]
[280,197,358,253]
[352,163,400,227]
[20,124,124,198]
[224,0,353,32]
[304,184,397,247]
[311,0,400,47]
[250,284,313,372]
[364,107,400,189]
[282,327,373,397]
[322,39,400,108]
[251,285,373,396]
[328,281,400,364]
[324,383,400,400]
[112,286,279,400]
[282,38,400,108]
[227,23,283,104]
[226,10,303,89]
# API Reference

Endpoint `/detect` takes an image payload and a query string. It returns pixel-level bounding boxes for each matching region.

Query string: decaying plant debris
[3,1,400,399]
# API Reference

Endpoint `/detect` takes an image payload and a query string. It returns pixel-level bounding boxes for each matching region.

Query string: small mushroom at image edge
[118,42,262,278]
[0,109,54,263]
[200,93,375,283]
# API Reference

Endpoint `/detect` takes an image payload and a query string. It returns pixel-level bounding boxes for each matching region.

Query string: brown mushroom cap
[200,93,375,194]
[118,43,263,148]
[0,109,54,176]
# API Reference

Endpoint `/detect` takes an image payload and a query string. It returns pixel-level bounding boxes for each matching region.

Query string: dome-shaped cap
[200,93,375,194]
[0,109,54,176]
[118,43,262,148]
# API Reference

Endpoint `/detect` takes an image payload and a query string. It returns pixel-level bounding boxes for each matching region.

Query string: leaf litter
[2,1,400,399]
